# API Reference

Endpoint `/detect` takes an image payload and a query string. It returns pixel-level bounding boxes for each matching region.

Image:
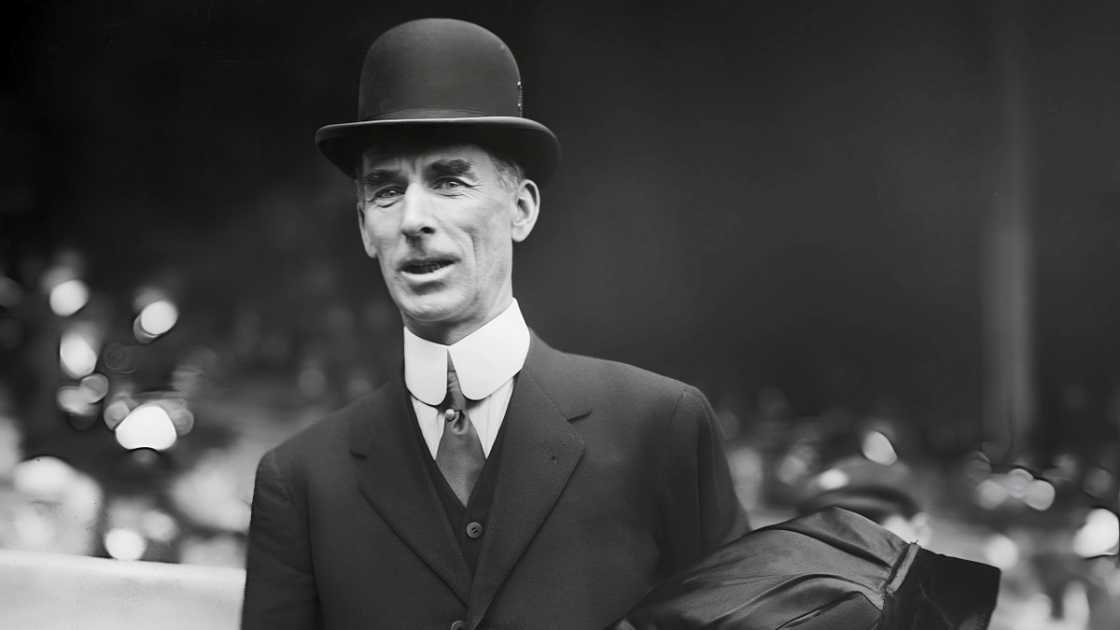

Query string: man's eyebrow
[361,168,402,186]
[426,159,475,178]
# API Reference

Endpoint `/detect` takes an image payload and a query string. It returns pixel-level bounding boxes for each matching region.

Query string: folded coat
[612,508,1000,630]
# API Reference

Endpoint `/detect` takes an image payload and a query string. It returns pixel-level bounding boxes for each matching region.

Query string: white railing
[0,549,244,629]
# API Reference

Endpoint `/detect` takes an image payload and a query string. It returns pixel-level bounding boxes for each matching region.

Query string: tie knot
[443,357,468,411]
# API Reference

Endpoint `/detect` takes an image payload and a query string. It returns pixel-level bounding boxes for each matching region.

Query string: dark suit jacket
[242,334,749,630]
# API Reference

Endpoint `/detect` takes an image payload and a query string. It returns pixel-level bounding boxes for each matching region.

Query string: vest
[410,400,509,575]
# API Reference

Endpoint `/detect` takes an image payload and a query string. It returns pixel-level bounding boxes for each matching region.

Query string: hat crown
[358,18,523,121]
[315,18,559,183]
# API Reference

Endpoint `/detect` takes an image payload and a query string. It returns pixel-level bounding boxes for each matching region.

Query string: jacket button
[449,621,465,630]
[465,521,484,539]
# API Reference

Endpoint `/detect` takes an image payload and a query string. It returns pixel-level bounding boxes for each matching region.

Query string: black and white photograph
[1,1,1118,628]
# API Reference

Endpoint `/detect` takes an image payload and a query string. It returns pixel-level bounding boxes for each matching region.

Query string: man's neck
[402,298,530,405]
[403,297,514,346]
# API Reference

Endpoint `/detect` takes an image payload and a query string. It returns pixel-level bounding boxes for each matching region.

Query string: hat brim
[315,116,560,185]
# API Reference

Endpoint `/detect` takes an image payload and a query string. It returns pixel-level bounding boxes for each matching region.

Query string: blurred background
[1,0,1118,627]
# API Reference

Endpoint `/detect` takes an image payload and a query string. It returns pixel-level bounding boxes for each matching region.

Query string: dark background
[3,0,1119,457]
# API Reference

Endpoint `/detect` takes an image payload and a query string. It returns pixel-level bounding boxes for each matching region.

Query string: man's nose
[398,184,436,237]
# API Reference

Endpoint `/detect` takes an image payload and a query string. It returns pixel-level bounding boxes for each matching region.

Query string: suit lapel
[348,378,472,604]
[468,335,589,623]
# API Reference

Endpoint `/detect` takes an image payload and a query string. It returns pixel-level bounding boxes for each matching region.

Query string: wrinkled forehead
[359,141,497,175]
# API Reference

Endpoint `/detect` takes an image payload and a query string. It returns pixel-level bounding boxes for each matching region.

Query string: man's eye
[370,187,403,203]
[434,178,465,191]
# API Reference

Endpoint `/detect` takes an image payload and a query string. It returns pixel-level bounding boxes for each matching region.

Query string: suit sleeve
[656,385,750,573]
[242,450,320,630]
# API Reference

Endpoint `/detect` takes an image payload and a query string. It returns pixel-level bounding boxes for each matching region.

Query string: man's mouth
[400,258,454,275]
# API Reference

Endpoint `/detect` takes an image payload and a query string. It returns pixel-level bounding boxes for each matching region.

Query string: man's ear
[510,178,541,243]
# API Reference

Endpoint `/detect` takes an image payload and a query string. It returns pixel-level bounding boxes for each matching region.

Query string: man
[242,18,748,630]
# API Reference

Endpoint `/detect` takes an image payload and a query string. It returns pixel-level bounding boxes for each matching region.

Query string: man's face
[357,144,539,343]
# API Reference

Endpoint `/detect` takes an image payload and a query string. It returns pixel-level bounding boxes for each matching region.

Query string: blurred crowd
[0,251,1118,628]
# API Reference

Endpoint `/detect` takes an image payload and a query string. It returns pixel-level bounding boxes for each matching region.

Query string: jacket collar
[464,334,589,624]
[348,379,473,602]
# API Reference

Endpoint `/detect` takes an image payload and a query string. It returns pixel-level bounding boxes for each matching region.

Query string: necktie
[435,357,485,506]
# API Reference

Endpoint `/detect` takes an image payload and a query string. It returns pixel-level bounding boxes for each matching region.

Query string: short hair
[490,153,524,191]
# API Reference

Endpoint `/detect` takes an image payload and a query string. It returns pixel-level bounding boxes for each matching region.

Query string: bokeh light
[166,404,195,437]
[12,456,75,499]
[1022,479,1055,511]
[59,328,99,378]
[132,317,157,343]
[976,478,1009,509]
[860,430,898,466]
[79,373,110,403]
[169,449,253,533]
[1005,467,1033,498]
[114,404,178,451]
[104,528,147,561]
[140,510,180,543]
[102,398,132,429]
[48,278,90,317]
[56,386,96,416]
[983,533,1020,570]
[816,468,850,491]
[1072,508,1120,558]
[137,299,179,337]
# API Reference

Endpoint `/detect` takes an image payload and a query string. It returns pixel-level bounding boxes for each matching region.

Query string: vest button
[449,620,465,630]
[465,521,484,539]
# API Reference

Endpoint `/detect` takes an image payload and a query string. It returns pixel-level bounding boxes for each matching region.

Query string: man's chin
[394,294,462,326]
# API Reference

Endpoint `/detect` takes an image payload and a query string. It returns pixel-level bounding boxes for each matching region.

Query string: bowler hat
[315,18,559,183]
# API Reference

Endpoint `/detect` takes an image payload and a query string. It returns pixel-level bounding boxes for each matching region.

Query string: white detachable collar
[403,299,530,405]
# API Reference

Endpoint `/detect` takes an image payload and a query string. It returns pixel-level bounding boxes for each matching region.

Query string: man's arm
[242,450,319,630]
[656,385,750,573]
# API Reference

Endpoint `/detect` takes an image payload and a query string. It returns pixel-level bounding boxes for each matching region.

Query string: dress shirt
[404,299,531,458]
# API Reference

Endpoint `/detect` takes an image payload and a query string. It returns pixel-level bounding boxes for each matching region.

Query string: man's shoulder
[261,383,392,469]
[531,340,705,410]
[552,348,686,389]
[534,344,722,452]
